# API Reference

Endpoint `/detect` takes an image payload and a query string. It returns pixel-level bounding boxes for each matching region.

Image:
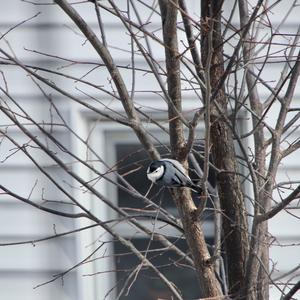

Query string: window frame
[80,118,215,299]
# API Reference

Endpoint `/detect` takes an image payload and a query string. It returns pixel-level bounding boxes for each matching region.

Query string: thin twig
[256,185,300,223]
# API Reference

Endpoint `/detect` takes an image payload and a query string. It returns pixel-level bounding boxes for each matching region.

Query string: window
[102,129,215,299]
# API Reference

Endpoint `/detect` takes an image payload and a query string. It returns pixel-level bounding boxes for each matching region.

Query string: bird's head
[146,161,165,183]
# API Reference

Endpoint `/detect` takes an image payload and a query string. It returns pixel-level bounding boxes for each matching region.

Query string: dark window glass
[114,142,216,299]
[114,237,213,300]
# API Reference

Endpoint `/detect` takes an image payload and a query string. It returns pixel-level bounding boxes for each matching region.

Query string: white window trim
[71,106,251,299]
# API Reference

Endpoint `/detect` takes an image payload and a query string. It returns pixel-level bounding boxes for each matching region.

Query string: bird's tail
[189,182,218,199]
[188,182,202,194]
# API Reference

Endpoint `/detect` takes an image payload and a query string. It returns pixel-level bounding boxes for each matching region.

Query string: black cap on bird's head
[148,160,163,172]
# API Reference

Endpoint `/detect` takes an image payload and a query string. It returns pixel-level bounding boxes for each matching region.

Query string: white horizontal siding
[0,201,76,237]
[269,208,300,239]
[0,237,77,271]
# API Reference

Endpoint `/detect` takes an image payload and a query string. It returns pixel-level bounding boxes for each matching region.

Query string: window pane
[114,237,213,299]
[114,142,216,299]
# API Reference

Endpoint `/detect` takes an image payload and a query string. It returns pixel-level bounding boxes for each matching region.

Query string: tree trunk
[201,1,250,297]
[159,0,222,297]
[237,1,268,298]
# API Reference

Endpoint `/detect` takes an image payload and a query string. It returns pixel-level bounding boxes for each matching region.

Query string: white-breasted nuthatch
[147,158,202,193]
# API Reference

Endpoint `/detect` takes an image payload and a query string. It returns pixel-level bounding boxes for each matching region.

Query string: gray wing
[160,158,192,181]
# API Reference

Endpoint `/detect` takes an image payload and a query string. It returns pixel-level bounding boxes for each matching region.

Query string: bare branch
[0,224,98,247]
[178,0,204,83]
[256,185,300,223]
[282,279,300,300]
[54,0,160,160]
[0,184,89,219]
[0,12,41,40]
[266,50,300,191]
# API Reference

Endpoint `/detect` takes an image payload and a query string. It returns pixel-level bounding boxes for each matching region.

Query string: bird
[146,158,202,193]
